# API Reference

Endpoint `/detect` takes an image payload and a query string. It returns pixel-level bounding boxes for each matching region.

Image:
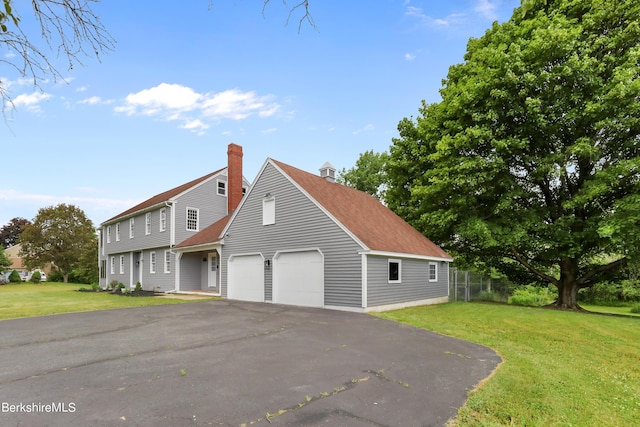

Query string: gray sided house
[98,144,248,292]
[176,158,453,312]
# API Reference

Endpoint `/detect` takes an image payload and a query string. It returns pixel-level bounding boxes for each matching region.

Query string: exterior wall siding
[367,255,449,307]
[221,162,364,308]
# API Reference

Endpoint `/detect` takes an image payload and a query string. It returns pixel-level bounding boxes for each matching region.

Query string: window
[110,256,115,274]
[164,250,171,273]
[186,207,199,231]
[119,255,125,274]
[115,223,121,241]
[217,180,226,196]
[388,259,401,283]
[100,260,106,279]
[159,208,166,232]
[129,218,135,239]
[150,251,156,274]
[428,262,438,282]
[106,225,111,244]
[263,195,275,225]
[145,213,151,235]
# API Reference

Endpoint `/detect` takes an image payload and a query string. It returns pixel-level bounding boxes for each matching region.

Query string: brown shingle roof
[103,168,225,224]
[272,160,452,259]
[175,214,230,249]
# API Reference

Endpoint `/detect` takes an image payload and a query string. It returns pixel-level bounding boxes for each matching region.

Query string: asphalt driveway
[0,300,500,427]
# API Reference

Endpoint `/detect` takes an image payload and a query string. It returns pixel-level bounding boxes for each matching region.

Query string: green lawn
[582,304,640,317]
[376,302,640,427]
[0,282,214,320]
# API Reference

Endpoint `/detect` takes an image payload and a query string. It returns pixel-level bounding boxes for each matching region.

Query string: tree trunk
[553,258,580,309]
[63,273,69,283]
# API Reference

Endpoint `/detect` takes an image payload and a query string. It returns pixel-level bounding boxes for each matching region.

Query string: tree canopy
[20,204,96,283]
[337,150,388,200]
[0,217,30,248]
[384,0,640,309]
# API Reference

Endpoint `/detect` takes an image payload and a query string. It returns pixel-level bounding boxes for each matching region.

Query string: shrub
[91,283,100,291]
[135,282,142,292]
[108,280,120,290]
[479,290,500,302]
[30,271,41,283]
[510,285,557,307]
[8,270,22,283]
[630,304,640,314]
[48,270,65,282]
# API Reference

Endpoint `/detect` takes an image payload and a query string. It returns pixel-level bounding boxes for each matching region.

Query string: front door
[207,252,218,290]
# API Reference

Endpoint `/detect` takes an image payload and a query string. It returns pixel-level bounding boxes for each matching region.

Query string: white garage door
[274,250,324,308]
[228,254,264,302]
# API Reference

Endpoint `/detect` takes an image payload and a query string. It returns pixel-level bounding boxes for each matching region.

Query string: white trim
[174,241,224,253]
[164,250,171,273]
[364,296,450,313]
[362,250,453,263]
[361,253,368,309]
[129,218,135,239]
[262,195,275,225]
[186,206,199,231]
[145,212,151,235]
[174,252,182,292]
[159,207,167,232]
[149,251,156,274]
[119,255,125,274]
[216,178,227,196]
[428,262,438,282]
[388,258,401,283]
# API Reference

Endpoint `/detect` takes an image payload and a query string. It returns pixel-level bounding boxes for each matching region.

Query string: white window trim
[110,256,115,275]
[186,207,199,231]
[217,179,226,196]
[150,251,156,274]
[119,255,125,274]
[164,250,171,273]
[145,212,151,235]
[428,262,438,282]
[129,218,135,239]
[106,226,111,244]
[116,223,121,242]
[160,208,167,232]
[263,195,275,225]
[388,259,401,284]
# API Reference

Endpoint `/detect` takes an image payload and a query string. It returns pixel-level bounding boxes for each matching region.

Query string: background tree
[384,0,639,309]
[0,217,31,248]
[0,245,11,276]
[20,204,96,283]
[1,0,115,114]
[337,150,388,200]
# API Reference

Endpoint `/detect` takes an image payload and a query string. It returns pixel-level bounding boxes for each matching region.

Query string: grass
[581,303,640,317]
[0,282,214,320]
[375,302,640,427]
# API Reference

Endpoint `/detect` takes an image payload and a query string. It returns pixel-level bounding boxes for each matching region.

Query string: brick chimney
[227,143,243,214]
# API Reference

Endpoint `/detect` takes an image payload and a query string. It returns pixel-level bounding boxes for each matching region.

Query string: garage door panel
[228,255,264,302]
[274,250,323,308]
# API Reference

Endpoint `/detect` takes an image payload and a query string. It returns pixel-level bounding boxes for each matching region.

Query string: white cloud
[404,52,416,61]
[79,96,111,105]
[474,0,498,20]
[114,83,281,134]
[13,92,52,112]
[261,127,277,135]
[352,123,375,135]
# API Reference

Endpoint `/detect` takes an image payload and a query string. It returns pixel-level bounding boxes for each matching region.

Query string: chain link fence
[449,268,513,303]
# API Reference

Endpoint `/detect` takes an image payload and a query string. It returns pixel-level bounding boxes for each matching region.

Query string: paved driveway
[0,301,500,427]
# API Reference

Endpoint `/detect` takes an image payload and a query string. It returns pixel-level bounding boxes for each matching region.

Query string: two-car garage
[227,249,324,308]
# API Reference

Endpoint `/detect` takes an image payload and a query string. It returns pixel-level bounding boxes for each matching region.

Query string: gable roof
[102,168,225,225]
[271,160,452,260]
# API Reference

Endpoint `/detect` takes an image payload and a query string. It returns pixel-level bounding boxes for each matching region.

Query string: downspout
[165,200,178,292]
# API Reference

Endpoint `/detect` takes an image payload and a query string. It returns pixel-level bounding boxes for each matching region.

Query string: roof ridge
[102,167,226,224]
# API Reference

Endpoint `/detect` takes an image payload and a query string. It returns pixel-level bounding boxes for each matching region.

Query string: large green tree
[20,204,96,283]
[386,0,640,309]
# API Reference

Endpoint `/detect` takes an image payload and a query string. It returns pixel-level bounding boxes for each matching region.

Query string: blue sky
[1,0,521,227]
